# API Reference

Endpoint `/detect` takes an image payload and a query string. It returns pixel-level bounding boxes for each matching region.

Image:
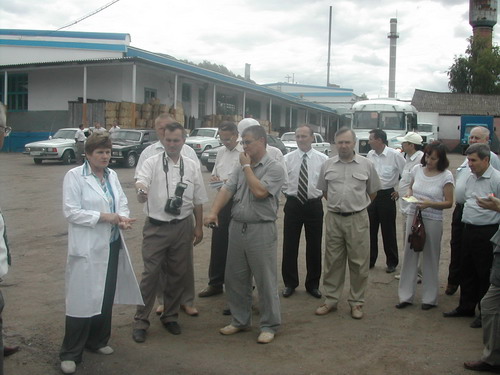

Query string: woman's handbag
[408,209,426,252]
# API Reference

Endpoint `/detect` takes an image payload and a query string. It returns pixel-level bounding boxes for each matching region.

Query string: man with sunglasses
[205,125,285,344]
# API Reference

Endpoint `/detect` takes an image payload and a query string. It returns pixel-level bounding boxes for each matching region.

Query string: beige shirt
[317,154,381,213]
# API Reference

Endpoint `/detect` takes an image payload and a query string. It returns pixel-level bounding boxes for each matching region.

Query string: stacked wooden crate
[103,100,176,129]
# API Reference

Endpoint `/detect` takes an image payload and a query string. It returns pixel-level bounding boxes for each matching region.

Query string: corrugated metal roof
[0,51,337,114]
[412,89,500,116]
[126,47,336,113]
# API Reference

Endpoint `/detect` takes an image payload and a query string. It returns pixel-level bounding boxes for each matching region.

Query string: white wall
[29,67,83,110]
[0,46,122,65]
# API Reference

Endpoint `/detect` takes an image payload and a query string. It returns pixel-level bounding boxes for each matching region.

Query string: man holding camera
[132,122,207,342]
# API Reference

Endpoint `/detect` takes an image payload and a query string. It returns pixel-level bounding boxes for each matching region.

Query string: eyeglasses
[240,140,255,146]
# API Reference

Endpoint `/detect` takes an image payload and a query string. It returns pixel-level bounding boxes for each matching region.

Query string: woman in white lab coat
[59,133,143,375]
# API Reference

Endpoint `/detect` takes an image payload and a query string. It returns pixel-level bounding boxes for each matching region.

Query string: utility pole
[327,6,332,86]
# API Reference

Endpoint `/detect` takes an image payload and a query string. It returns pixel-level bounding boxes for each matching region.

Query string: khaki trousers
[323,210,370,307]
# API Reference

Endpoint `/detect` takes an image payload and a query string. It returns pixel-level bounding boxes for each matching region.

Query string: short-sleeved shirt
[136,153,208,222]
[225,153,285,223]
[283,148,328,200]
[455,151,500,204]
[367,146,405,190]
[317,154,381,213]
[75,129,86,142]
[462,165,500,225]
[398,150,424,214]
[135,141,200,179]
[407,165,454,221]
[213,144,243,181]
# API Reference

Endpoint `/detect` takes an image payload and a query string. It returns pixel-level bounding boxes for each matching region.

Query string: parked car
[24,127,90,165]
[200,134,287,172]
[110,129,158,168]
[280,131,330,155]
[185,127,221,156]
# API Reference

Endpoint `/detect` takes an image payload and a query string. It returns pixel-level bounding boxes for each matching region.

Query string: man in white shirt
[281,125,328,299]
[367,129,405,273]
[134,114,200,317]
[74,124,87,165]
[446,126,500,297]
[108,121,120,134]
[132,122,207,343]
[92,122,105,135]
[444,143,500,329]
[198,122,243,298]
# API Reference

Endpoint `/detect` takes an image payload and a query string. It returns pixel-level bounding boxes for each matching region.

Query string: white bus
[350,99,418,155]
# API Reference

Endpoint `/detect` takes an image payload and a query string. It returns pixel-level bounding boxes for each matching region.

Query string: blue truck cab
[460,115,494,154]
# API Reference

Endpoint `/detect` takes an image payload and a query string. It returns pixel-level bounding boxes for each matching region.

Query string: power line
[57,0,121,31]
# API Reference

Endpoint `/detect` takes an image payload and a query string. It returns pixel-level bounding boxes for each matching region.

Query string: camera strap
[162,152,184,198]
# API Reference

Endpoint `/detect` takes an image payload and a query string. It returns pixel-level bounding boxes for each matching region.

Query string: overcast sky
[1,0,498,99]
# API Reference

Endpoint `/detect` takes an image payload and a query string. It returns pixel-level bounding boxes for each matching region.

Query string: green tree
[447,36,500,94]
[179,59,255,83]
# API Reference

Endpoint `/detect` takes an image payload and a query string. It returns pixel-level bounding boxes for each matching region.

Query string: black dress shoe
[445,284,458,296]
[470,316,482,328]
[163,321,181,335]
[386,265,396,273]
[421,304,436,310]
[132,329,146,343]
[3,345,20,357]
[395,302,412,309]
[306,288,322,299]
[443,308,475,318]
[282,287,295,298]
[464,360,500,373]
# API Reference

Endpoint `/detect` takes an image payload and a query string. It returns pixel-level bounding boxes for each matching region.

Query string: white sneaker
[61,360,76,374]
[257,331,275,344]
[97,346,114,355]
[351,305,364,319]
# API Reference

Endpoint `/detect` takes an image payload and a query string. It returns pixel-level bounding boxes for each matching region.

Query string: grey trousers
[0,290,4,375]
[134,216,193,329]
[225,221,281,333]
[481,254,500,365]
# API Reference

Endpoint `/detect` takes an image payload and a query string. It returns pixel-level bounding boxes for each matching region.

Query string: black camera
[165,182,188,216]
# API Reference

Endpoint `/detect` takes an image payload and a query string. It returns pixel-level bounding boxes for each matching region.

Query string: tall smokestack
[245,63,251,81]
[469,0,497,48]
[387,18,399,98]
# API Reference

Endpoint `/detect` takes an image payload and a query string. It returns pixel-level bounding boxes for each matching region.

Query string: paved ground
[0,151,484,375]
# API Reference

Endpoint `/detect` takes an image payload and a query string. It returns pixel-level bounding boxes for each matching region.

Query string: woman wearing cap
[59,133,143,374]
[396,141,454,311]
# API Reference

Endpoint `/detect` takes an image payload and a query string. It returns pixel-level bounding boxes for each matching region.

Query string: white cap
[237,118,260,135]
[397,132,423,145]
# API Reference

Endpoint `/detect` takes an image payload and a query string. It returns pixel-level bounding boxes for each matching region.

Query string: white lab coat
[63,165,143,318]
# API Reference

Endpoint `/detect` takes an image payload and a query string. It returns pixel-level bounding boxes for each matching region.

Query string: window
[0,74,28,111]
[216,93,237,115]
[309,113,317,125]
[182,83,191,102]
[245,98,261,119]
[144,88,157,103]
